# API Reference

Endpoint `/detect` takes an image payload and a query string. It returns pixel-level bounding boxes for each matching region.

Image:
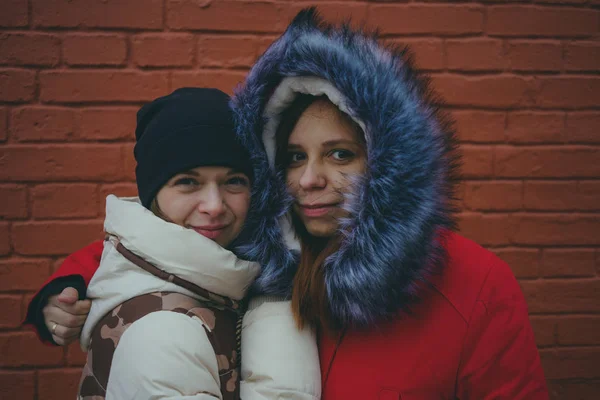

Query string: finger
[44,307,87,328]
[52,332,78,346]
[53,323,82,341]
[53,299,91,316]
[57,287,79,304]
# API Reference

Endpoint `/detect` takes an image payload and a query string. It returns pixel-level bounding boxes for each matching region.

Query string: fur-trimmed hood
[232,8,459,329]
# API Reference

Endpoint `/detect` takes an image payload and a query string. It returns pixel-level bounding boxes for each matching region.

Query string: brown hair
[275,93,363,333]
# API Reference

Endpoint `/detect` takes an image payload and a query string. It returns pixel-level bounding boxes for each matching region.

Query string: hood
[104,195,261,301]
[232,8,460,329]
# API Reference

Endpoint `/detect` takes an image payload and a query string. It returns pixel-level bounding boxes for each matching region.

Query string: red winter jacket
[25,232,548,399]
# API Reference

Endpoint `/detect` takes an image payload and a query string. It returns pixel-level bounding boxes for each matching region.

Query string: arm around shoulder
[241,297,321,400]
[456,256,549,400]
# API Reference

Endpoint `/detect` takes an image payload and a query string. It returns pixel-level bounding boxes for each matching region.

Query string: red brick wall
[1,1,599,399]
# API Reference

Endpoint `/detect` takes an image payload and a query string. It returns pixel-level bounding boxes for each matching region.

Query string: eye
[330,149,355,161]
[226,176,250,187]
[287,152,306,166]
[173,177,198,186]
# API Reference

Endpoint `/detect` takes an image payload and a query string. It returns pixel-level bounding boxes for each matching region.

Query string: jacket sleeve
[22,240,104,345]
[106,310,222,400]
[240,297,321,400]
[456,256,549,400]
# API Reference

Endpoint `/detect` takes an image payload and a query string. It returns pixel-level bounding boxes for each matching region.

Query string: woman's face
[285,99,366,238]
[155,166,251,247]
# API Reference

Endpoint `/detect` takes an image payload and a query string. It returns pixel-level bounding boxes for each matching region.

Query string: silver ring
[51,322,58,335]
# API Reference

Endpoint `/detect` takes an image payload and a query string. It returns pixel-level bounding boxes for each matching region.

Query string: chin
[304,221,338,238]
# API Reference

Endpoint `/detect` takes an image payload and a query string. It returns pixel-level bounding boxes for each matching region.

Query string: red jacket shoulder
[433,232,517,322]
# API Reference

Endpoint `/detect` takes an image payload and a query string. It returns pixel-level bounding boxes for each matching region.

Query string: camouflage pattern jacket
[79,196,261,399]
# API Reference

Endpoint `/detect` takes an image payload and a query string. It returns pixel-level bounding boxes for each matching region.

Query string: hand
[43,287,91,345]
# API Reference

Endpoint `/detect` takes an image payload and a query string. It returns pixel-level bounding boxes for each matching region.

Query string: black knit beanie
[134,87,253,208]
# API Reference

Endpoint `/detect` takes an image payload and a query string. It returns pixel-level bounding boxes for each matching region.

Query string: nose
[197,184,226,217]
[298,162,326,190]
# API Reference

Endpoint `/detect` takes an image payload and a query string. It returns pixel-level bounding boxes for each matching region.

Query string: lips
[297,203,340,218]
[191,224,227,240]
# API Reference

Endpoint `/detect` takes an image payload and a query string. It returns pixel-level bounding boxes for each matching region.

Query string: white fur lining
[262,76,368,167]
[262,76,369,252]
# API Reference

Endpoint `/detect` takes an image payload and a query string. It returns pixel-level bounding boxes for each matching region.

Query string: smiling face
[284,98,367,238]
[154,166,251,248]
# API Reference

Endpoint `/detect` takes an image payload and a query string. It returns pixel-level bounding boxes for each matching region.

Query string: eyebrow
[176,169,246,177]
[287,139,361,148]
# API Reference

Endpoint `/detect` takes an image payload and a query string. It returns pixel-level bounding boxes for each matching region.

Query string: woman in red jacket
[26,9,548,399]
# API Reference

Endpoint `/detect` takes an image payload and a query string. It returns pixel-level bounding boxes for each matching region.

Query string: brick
[452,111,506,143]
[132,34,195,68]
[506,40,563,72]
[463,181,522,211]
[494,248,540,279]
[540,348,600,379]
[542,249,596,278]
[0,295,22,328]
[0,332,63,367]
[0,0,28,27]
[457,212,516,246]
[397,39,444,71]
[0,145,124,182]
[522,279,600,314]
[38,368,82,400]
[432,75,534,108]
[63,34,127,66]
[286,2,368,28]
[0,185,28,219]
[0,222,9,255]
[557,316,600,346]
[536,77,600,109]
[577,181,600,210]
[460,145,494,178]
[510,214,600,246]
[0,68,36,102]
[487,6,597,37]
[31,184,99,219]
[122,142,136,181]
[32,0,163,29]
[534,0,588,3]
[40,71,169,103]
[369,4,483,35]
[529,316,557,348]
[198,35,266,68]
[0,259,51,291]
[524,181,600,211]
[67,342,87,366]
[445,39,506,72]
[548,380,600,400]
[10,107,77,142]
[0,371,35,400]
[99,183,138,215]
[495,146,600,178]
[78,107,137,141]
[0,107,6,141]
[0,33,60,67]
[505,112,565,143]
[565,41,600,72]
[171,71,247,96]
[167,0,285,32]
[566,112,600,144]
[12,221,103,256]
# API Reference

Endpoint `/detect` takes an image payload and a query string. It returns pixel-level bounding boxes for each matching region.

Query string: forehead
[289,100,363,145]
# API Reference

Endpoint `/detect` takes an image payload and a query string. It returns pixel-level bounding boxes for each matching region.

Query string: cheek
[228,193,251,223]
[286,170,300,193]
